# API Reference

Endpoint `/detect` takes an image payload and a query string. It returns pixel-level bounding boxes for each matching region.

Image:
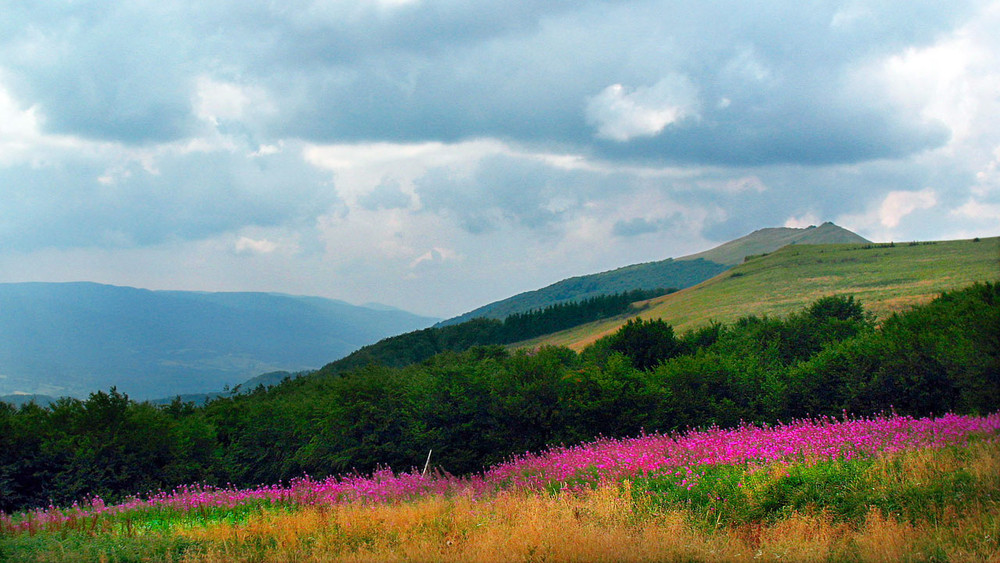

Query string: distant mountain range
[443,222,869,325]
[0,283,438,400]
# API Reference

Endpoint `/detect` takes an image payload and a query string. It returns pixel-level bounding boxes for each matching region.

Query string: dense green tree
[608,317,682,370]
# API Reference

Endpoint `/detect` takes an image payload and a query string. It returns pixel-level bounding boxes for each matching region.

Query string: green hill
[679,221,870,265]
[526,236,1000,350]
[442,222,869,325]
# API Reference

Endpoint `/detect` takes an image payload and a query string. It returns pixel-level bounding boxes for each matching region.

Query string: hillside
[0,283,438,399]
[679,221,870,265]
[525,236,1000,350]
[442,222,868,325]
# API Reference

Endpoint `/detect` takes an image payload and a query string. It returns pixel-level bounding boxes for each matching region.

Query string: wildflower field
[3,412,999,562]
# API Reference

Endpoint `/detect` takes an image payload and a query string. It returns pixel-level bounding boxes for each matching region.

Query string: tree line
[327,288,669,372]
[1,282,997,513]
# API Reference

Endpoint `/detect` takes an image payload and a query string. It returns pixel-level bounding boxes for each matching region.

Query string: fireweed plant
[2,412,998,535]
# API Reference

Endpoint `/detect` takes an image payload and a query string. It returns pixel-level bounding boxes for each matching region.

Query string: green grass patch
[528,236,999,349]
[629,441,1000,531]
[0,530,204,563]
[0,499,303,562]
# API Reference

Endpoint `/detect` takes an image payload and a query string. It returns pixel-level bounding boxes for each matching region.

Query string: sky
[1,1,998,318]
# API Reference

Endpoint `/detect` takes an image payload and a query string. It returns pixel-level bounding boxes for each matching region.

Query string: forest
[1,282,997,514]
[326,288,670,372]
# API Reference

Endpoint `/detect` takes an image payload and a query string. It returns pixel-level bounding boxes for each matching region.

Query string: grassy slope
[526,236,1000,351]
[443,223,867,325]
[680,221,870,266]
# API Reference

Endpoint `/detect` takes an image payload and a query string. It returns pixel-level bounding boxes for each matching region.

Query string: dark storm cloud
[0,2,199,143]
[1,0,975,164]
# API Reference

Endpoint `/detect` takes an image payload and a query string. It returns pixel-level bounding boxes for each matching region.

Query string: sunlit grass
[526,236,1000,350]
[3,414,998,562]
[148,441,1000,561]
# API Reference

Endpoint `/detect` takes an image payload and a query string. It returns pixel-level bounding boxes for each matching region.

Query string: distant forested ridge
[443,259,727,326]
[0,282,438,399]
[323,288,669,373]
[2,282,996,513]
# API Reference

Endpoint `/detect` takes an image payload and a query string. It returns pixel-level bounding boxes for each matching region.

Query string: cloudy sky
[1,1,998,317]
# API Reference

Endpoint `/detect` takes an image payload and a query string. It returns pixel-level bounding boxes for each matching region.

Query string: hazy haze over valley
[0,282,438,399]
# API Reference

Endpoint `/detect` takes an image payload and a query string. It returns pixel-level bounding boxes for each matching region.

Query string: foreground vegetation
[3,413,998,561]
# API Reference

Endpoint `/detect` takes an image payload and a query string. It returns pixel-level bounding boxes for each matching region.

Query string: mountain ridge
[0,282,438,399]
[679,222,871,265]
[442,222,869,325]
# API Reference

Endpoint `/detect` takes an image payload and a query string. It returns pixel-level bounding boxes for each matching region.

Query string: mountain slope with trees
[443,222,868,325]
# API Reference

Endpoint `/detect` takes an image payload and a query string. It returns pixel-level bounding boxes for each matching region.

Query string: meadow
[532,236,999,350]
[3,412,999,562]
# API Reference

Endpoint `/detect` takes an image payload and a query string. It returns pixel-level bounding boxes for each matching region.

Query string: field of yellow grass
[176,492,999,562]
[165,441,1000,561]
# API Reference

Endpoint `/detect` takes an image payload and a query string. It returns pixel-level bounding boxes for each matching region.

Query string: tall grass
[172,441,1000,561]
[3,413,998,561]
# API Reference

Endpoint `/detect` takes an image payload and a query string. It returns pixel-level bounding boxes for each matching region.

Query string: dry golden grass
[9,441,996,562]
[174,442,1000,562]
[174,494,1000,562]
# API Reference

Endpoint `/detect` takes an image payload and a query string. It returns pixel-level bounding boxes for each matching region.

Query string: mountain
[443,222,869,325]
[0,283,438,399]
[678,222,871,265]
[526,235,1000,351]
[1,370,311,408]
[0,393,58,407]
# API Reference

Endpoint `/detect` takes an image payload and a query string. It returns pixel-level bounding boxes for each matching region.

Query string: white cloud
[0,84,39,144]
[0,81,88,166]
[376,0,421,9]
[193,76,276,128]
[950,199,1000,221]
[879,188,937,228]
[723,176,767,194]
[854,5,1000,150]
[234,236,279,255]
[971,145,1000,197]
[585,75,700,142]
[830,4,874,29]
[250,143,283,157]
[836,187,940,241]
[784,213,822,229]
[304,139,505,205]
[409,246,458,269]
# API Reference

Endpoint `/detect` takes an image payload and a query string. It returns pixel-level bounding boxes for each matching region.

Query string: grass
[3,416,999,562]
[525,236,1000,351]
[5,442,998,561]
